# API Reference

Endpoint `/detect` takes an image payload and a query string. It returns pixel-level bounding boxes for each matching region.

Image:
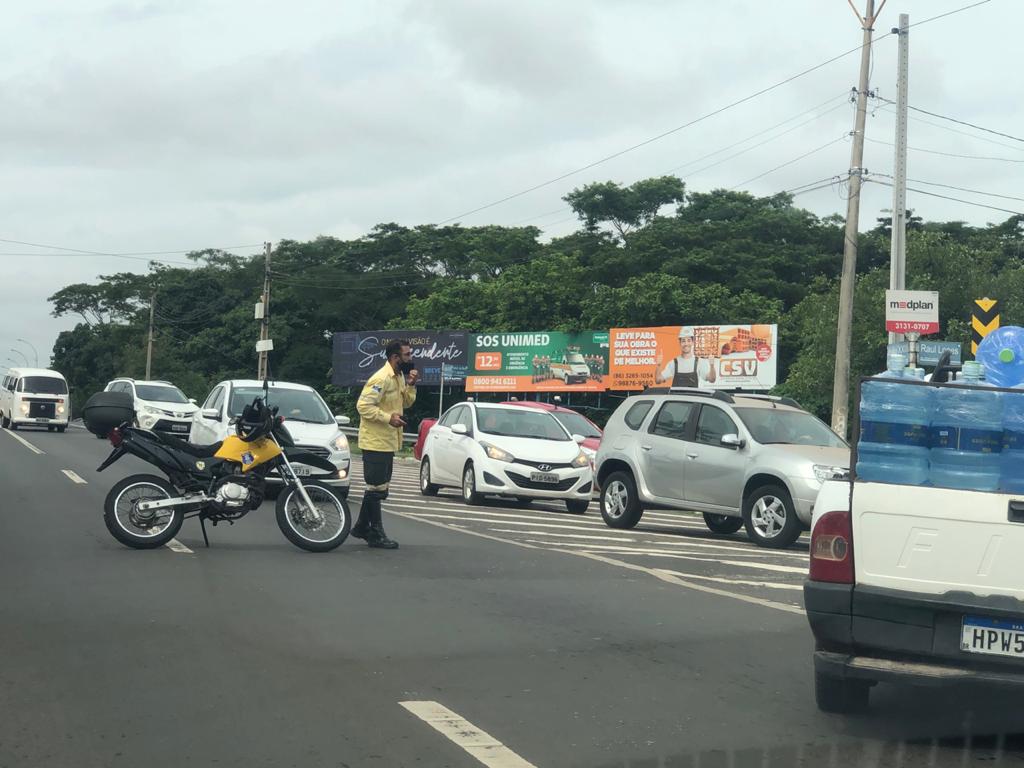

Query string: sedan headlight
[813,464,850,483]
[332,433,349,452]
[572,451,590,468]
[480,441,515,463]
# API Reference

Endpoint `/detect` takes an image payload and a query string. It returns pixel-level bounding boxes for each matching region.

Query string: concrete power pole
[145,291,156,380]
[831,0,884,437]
[888,12,910,345]
[257,242,273,380]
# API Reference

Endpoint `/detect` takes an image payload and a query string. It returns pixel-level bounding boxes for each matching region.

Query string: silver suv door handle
[686,453,698,459]
[641,445,652,451]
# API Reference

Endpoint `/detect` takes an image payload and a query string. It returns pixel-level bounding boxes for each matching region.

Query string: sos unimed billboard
[609,324,778,391]
[331,330,469,387]
[466,331,609,393]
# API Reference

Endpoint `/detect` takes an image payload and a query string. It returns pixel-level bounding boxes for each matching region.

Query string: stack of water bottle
[856,326,1024,492]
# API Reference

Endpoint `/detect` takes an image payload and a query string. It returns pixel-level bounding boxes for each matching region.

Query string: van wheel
[743,484,801,548]
[462,463,483,506]
[815,671,870,713]
[57,426,66,434]
[703,513,744,534]
[600,471,643,529]
[47,426,55,432]
[0,413,8,429]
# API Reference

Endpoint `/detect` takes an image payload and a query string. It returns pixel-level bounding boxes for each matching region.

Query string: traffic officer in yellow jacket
[354,339,418,549]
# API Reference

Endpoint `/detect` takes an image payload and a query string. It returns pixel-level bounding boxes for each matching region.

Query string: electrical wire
[872,173,1024,205]
[874,104,1024,154]
[731,135,849,190]
[873,96,1024,145]
[865,137,1024,163]
[0,238,264,266]
[868,178,1023,217]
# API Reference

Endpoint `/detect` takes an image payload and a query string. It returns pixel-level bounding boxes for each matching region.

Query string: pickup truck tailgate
[853,482,1024,599]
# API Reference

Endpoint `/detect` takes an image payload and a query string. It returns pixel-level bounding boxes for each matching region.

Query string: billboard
[331,330,469,387]
[466,331,609,392]
[609,324,778,391]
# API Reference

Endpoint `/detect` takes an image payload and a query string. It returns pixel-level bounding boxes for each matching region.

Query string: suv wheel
[814,670,870,713]
[600,471,643,529]
[703,513,743,535]
[742,484,801,548]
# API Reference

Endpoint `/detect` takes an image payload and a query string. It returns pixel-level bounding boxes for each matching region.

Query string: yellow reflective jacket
[357,363,417,452]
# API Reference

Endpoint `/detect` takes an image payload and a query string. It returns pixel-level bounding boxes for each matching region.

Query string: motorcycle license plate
[171,424,189,432]
[293,466,311,477]
[530,472,559,484]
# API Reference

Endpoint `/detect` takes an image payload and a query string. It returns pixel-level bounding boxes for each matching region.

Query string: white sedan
[419,402,593,514]
[189,379,351,496]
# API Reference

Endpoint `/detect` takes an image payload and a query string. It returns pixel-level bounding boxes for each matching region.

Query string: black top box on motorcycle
[82,391,135,437]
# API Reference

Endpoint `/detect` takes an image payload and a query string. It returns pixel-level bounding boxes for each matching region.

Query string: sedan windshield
[230,387,333,424]
[734,408,847,448]
[552,411,601,439]
[20,376,67,395]
[136,384,189,404]
[477,406,570,441]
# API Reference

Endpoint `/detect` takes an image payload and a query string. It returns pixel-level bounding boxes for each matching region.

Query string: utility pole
[831,0,885,437]
[145,291,156,380]
[257,242,273,380]
[888,12,910,345]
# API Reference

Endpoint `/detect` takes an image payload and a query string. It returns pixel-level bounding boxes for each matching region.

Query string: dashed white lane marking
[400,700,537,768]
[2,428,44,455]
[165,539,193,554]
[61,469,87,484]
[389,510,805,616]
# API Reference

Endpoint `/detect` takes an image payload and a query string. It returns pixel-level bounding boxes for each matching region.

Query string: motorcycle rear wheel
[275,480,350,552]
[103,474,184,549]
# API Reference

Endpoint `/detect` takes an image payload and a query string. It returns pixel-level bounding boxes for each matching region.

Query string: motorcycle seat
[155,432,224,458]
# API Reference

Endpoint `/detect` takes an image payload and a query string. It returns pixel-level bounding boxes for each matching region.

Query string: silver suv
[595,388,849,548]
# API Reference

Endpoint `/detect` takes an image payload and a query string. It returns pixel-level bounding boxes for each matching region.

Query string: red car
[413,400,602,460]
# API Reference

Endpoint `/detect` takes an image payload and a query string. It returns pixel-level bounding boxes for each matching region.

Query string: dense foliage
[48,181,1024,431]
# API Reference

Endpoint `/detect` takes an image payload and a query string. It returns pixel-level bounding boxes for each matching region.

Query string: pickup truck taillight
[809,510,854,584]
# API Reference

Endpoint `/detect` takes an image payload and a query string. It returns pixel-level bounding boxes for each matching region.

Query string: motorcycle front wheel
[103,474,184,549]
[275,480,350,552]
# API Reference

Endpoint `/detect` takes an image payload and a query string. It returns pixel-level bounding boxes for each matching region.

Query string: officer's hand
[407,369,420,385]
[389,413,407,428]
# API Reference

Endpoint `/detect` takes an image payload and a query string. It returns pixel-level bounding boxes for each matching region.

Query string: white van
[0,368,71,432]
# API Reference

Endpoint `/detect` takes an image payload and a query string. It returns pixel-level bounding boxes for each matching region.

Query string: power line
[0,238,264,266]
[731,134,849,190]
[872,173,1024,205]
[874,104,1024,154]
[868,178,1023,217]
[874,96,1024,145]
[866,137,1024,163]
[909,0,993,29]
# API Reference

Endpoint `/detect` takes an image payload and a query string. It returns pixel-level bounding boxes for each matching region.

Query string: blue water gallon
[1000,385,1024,493]
[856,354,930,485]
[976,326,1024,388]
[930,361,1003,491]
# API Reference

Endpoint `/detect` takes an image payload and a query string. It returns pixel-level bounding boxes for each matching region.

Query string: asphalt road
[2,425,1023,768]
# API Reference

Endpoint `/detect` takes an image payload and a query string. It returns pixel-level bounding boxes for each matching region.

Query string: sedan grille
[295,444,332,459]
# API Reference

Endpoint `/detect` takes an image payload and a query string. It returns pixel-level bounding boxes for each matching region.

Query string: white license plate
[35,418,49,423]
[171,424,189,432]
[530,471,559,484]
[292,466,311,477]
[961,615,1024,659]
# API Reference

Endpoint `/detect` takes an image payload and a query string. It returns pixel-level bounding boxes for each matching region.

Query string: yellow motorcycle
[86,393,350,552]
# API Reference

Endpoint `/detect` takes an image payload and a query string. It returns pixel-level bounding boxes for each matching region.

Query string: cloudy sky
[2,0,1020,369]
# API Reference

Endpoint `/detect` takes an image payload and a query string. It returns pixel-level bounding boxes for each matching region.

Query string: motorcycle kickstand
[199,516,210,548]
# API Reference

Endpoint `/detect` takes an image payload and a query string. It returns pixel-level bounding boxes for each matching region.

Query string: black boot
[366,523,399,549]
[351,496,376,541]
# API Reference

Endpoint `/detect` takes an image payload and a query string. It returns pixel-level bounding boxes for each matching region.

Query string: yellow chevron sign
[971,298,1000,354]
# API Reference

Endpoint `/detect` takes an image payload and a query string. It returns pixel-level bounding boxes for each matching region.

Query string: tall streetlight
[9,348,29,366]
[15,339,38,367]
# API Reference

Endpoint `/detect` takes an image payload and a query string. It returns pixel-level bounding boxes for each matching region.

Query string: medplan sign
[885,290,940,335]
[331,331,468,387]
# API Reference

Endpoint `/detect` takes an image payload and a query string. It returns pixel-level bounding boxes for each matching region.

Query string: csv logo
[721,360,758,377]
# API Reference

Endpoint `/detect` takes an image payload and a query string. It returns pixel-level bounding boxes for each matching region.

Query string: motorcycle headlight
[572,451,590,468]
[813,464,850,483]
[480,441,514,463]
[332,433,349,452]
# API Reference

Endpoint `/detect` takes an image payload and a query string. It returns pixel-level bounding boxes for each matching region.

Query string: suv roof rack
[642,386,735,404]
[731,393,802,409]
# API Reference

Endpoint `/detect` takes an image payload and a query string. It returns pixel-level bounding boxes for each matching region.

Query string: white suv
[189,379,351,496]
[103,379,198,436]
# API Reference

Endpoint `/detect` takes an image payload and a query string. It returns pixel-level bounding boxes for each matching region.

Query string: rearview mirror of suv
[721,433,745,449]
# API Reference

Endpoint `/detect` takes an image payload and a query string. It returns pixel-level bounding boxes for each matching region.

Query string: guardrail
[339,424,417,446]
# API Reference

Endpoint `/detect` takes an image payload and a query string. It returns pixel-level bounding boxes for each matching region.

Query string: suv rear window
[623,400,654,430]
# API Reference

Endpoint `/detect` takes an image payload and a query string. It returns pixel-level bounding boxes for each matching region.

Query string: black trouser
[358,450,394,529]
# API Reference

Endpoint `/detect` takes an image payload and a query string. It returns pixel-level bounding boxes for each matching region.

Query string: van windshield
[20,376,68,395]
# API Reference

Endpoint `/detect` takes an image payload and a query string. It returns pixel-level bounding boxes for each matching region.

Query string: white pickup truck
[805,377,1024,713]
